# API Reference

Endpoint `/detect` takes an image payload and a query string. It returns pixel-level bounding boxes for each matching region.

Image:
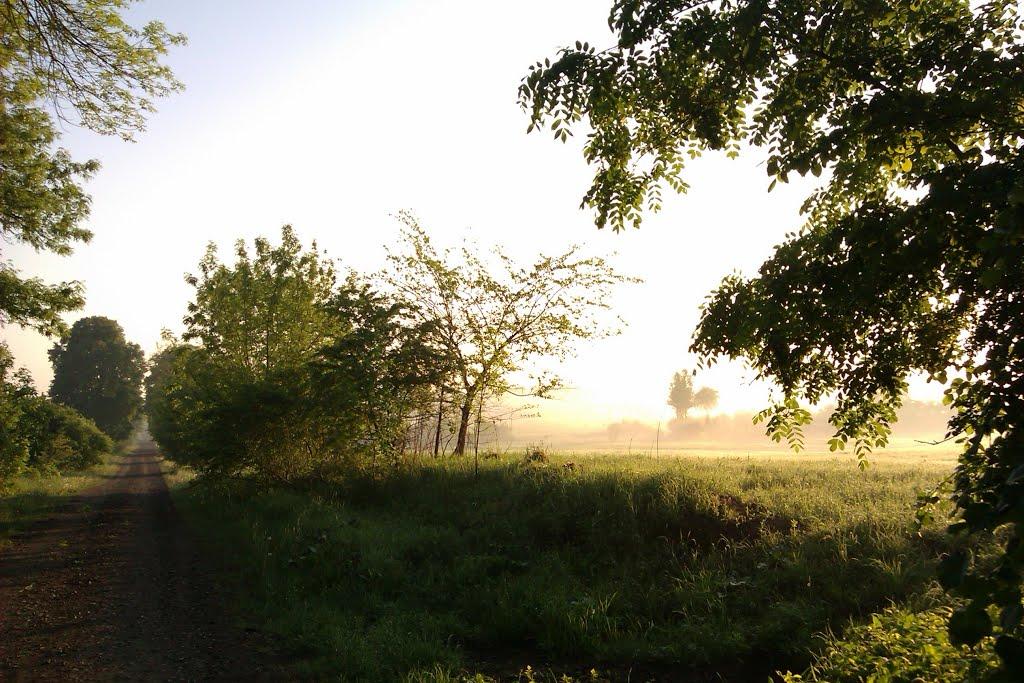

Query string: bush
[0,345,30,488]
[1,343,111,488]
[780,606,999,682]
[0,393,28,488]
[18,396,113,471]
[523,446,549,464]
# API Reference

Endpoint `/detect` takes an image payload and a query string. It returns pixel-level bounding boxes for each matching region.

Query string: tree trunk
[454,398,472,456]
[433,386,445,457]
[473,396,484,478]
[473,398,483,457]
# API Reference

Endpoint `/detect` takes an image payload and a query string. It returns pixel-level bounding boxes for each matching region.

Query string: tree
[667,370,694,421]
[49,316,145,440]
[307,276,447,467]
[164,227,339,479]
[522,0,1024,668]
[384,212,637,456]
[143,331,187,451]
[0,0,184,335]
[693,386,719,421]
[668,370,716,423]
[183,225,338,377]
[152,231,443,480]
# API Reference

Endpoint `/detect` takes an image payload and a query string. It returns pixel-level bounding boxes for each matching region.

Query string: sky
[4,0,942,432]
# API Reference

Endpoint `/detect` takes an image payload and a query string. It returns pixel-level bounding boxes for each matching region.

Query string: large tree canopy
[49,316,145,440]
[0,0,183,335]
[522,0,1024,668]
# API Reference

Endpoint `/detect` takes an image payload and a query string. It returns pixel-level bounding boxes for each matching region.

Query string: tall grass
[169,451,965,680]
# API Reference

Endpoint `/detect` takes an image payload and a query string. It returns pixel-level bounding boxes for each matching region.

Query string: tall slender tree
[667,371,694,421]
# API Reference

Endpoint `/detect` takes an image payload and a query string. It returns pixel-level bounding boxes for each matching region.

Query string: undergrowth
[169,451,969,680]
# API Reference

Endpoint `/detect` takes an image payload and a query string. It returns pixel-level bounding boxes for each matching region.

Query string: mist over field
[479,399,954,453]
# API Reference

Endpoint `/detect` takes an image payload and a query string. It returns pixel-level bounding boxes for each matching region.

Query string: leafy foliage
[0,0,183,335]
[693,386,719,414]
[49,316,145,440]
[17,394,112,471]
[183,225,338,376]
[307,277,447,468]
[0,341,111,488]
[142,333,185,452]
[148,229,444,480]
[0,344,30,486]
[0,63,92,335]
[524,0,1024,668]
[0,0,185,138]
[151,349,320,480]
[781,606,999,682]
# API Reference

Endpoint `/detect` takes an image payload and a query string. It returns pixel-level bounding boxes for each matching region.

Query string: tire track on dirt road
[0,447,277,680]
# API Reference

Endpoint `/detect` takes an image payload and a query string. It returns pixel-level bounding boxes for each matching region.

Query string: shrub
[523,446,549,464]
[18,396,113,471]
[0,342,111,487]
[0,345,30,487]
[0,393,28,488]
[780,606,999,682]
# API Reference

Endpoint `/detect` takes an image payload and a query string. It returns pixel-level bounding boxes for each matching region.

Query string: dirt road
[0,448,275,681]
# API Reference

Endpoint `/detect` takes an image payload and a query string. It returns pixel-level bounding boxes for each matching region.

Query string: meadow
[165,447,991,681]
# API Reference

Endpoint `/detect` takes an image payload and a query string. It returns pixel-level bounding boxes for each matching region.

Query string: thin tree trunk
[454,398,472,456]
[473,396,484,478]
[474,397,484,456]
[433,386,445,457]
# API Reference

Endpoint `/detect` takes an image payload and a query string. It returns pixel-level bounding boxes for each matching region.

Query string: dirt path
[0,448,276,681]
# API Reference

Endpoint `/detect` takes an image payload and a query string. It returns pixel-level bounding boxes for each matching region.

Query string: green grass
[167,450,969,681]
[0,455,118,548]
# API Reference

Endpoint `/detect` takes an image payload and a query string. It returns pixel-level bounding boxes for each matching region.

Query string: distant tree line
[146,218,634,481]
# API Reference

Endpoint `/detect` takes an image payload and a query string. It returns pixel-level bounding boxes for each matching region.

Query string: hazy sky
[4,0,940,428]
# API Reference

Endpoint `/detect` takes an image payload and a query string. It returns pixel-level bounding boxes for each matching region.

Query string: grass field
[165,448,980,681]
